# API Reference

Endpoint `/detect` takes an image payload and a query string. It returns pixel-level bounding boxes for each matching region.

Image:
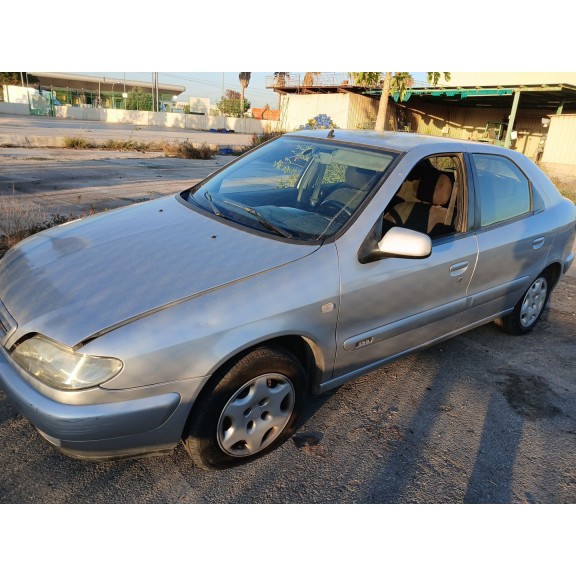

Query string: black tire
[183,345,307,470]
[495,270,551,335]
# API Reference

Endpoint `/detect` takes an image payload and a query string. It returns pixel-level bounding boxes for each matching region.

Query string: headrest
[415,172,453,205]
[433,174,453,206]
[345,166,376,190]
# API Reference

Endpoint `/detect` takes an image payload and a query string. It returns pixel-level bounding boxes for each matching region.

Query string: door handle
[532,237,545,250]
[449,261,469,276]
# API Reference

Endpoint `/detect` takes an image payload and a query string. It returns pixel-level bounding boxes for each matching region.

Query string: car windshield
[185,135,398,241]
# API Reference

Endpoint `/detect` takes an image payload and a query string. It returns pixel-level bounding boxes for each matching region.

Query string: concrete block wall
[52,106,279,134]
[0,103,29,116]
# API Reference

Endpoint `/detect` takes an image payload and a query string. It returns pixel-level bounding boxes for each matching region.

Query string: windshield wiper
[221,199,294,239]
[203,191,229,219]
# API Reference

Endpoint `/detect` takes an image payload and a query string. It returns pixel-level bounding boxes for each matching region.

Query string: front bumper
[0,344,205,460]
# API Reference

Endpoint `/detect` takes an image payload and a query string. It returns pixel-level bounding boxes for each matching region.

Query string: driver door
[332,153,478,378]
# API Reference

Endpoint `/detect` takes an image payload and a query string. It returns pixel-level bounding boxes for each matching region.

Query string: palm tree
[273,72,290,109]
[303,72,320,87]
[374,73,393,131]
[349,72,381,87]
[374,72,451,132]
[427,72,451,86]
[239,72,251,117]
[273,72,289,87]
[390,72,414,102]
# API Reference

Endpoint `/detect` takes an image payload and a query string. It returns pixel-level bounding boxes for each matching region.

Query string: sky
[70,71,292,109]
[68,71,429,109]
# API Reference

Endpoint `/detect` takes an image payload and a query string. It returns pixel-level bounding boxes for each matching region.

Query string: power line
[160,73,274,97]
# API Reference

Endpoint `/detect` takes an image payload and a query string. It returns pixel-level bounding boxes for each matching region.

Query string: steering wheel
[318,199,353,219]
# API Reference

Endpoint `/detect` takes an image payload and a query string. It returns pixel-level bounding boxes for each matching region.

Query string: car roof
[288,129,515,155]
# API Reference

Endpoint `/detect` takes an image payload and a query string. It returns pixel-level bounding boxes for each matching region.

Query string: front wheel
[495,271,551,335]
[183,345,306,470]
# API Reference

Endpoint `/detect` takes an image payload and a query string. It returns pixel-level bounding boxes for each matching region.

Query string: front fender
[81,244,340,390]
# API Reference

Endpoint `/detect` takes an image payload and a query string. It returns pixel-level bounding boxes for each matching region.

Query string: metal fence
[28,91,56,117]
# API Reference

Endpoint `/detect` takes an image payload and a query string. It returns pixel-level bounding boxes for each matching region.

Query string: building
[396,73,576,174]
[267,72,576,175]
[21,72,186,109]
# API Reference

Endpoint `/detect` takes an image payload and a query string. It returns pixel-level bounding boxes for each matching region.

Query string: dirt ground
[0,147,575,503]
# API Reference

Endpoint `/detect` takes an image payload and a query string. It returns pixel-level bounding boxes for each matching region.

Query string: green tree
[0,72,39,86]
[125,88,153,111]
[217,89,251,117]
[239,72,251,118]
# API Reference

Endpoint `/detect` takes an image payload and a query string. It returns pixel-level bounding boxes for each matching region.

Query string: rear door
[461,152,554,326]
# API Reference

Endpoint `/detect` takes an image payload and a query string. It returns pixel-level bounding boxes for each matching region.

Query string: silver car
[0,131,574,470]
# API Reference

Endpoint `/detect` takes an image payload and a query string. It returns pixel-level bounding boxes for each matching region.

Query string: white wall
[52,106,278,134]
[279,93,380,131]
[541,114,576,169]
[2,85,35,104]
[281,93,352,131]
[189,97,210,114]
[0,102,29,115]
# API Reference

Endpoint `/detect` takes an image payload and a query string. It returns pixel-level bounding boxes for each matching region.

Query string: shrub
[0,196,92,257]
[63,136,94,149]
[162,141,216,159]
[101,139,154,152]
[0,195,47,249]
[216,89,251,117]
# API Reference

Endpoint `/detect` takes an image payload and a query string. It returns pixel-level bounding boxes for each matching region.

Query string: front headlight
[11,335,123,390]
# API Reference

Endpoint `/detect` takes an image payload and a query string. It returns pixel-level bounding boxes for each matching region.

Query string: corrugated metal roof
[386,84,576,113]
[29,72,185,94]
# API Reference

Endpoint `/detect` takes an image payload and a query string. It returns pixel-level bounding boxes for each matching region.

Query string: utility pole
[156,72,160,112]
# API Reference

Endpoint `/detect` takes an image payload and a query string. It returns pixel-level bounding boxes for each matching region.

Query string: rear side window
[472,154,531,227]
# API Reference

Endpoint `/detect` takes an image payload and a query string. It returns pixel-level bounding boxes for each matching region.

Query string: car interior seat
[384,160,456,237]
[318,166,378,216]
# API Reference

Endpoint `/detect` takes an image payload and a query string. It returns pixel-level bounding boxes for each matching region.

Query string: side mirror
[377,227,432,259]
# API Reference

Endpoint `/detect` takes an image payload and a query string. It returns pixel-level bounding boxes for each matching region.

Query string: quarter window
[472,154,531,227]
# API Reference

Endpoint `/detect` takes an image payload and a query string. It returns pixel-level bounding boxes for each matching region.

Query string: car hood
[0,196,319,347]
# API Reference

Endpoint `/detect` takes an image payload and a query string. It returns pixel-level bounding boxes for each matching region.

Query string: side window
[382,155,465,239]
[471,154,530,227]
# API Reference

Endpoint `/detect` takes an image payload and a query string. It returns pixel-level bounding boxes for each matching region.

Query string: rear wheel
[183,345,306,470]
[495,271,551,335]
